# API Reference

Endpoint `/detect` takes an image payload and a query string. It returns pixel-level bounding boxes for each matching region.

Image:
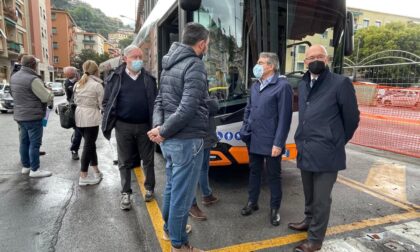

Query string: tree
[348,22,420,85]
[350,22,420,62]
[72,49,110,71]
[52,0,132,38]
[119,37,134,50]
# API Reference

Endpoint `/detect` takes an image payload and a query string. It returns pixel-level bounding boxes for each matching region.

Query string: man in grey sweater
[10,55,54,178]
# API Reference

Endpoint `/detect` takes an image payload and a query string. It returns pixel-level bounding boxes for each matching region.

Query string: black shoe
[241,202,259,216]
[71,151,79,160]
[39,151,46,156]
[113,160,118,165]
[271,208,281,226]
[145,190,154,202]
[288,219,310,231]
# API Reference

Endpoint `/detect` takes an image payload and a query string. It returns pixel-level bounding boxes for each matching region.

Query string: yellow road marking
[134,168,170,252]
[209,211,420,252]
[364,161,407,201]
[338,175,419,211]
[288,159,418,210]
[134,166,420,252]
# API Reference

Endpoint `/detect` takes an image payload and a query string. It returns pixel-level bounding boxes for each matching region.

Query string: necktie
[310,79,316,88]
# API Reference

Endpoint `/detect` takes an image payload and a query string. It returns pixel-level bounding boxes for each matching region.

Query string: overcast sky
[81,0,420,25]
[79,0,138,26]
[347,0,420,18]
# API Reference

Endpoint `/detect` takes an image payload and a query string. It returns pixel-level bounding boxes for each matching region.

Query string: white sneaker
[93,171,103,179]
[162,224,192,241]
[21,168,31,174]
[29,170,52,178]
[120,193,132,210]
[79,175,101,186]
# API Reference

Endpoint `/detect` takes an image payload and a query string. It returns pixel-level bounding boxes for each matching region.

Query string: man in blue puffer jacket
[148,22,209,252]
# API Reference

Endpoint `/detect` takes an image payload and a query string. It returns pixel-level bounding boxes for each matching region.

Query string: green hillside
[52,0,131,38]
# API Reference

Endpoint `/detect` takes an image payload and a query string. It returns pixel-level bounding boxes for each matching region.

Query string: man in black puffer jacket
[147,23,209,252]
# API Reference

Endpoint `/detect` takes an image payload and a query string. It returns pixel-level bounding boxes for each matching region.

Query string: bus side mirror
[180,0,201,11]
[344,11,354,56]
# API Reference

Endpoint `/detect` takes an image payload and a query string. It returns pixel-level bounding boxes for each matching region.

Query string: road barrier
[350,82,420,158]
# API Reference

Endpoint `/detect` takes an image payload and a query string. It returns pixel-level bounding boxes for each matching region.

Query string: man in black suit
[63,66,81,160]
[290,45,360,252]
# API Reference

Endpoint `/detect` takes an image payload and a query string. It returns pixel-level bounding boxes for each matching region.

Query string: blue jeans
[192,148,212,205]
[160,138,204,247]
[18,120,43,171]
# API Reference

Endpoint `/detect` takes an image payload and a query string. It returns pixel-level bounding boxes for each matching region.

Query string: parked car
[381,89,420,108]
[47,82,65,96]
[0,84,14,113]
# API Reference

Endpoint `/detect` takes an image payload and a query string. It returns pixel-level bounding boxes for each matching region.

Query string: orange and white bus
[132,0,354,166]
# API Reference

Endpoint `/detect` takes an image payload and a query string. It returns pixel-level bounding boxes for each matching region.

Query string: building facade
[51,8,76,78]
[28,0,54,82]
[350,8,420,31]
[104,41,120,57]
[75,30,106,55]
[0,0,30,83]
[285,7,420,74]
[108,28,134,48]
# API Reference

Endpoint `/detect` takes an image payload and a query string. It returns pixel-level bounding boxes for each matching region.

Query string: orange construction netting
[350,82,420,158]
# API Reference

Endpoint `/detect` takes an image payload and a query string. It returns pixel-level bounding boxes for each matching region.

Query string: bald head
[63,66,78,79]
[304,44,329,75]
[305,45,328,60]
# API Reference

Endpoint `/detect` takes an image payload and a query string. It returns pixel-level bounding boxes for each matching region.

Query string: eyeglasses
[305,55,327,61]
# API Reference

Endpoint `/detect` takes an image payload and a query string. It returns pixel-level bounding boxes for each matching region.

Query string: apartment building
[0,0,30,82]
[28,0,54,82]
[285,7,420,73]
[75,30,106,55]
[51,8,76,78]
[108,28,134,48]
[350,8,420,31]
[104,41,120,57]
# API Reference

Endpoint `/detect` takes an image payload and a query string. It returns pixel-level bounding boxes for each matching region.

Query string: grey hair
[21,55,38,69]
[123,44,140,56]
[259,52,280,72]
[63,66,77,74]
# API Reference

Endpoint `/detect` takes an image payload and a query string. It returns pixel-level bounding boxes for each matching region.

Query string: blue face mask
[131,60,143,72]
[253,64,264,79]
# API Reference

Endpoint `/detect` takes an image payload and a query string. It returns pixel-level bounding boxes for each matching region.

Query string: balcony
[7,40,21,54]
[3,6,18,22]
[83,39,96,44]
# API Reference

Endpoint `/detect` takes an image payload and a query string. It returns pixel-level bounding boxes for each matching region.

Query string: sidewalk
[0,101,147,252]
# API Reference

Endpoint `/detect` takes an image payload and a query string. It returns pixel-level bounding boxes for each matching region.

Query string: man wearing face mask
[147,22,209,252]
[289,45,360,252]
[102,45,157,210]
[239,52,293,226]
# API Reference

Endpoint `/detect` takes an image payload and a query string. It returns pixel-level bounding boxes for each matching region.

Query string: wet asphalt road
[0,95,419,252]
[0,96,145,252]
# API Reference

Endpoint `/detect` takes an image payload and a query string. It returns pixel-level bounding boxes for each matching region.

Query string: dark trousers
[78,126,99,172]
[301,170,338,243]
[248,153,282,209]
[70,127,82,152]
[115,120,155,194]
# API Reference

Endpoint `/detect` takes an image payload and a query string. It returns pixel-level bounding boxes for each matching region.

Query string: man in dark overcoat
[290,44,360,252]
[240,52,293,226]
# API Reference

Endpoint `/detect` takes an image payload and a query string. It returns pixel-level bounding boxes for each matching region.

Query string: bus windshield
[193,0,346,113]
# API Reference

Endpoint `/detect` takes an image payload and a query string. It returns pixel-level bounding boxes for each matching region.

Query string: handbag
[58,85,77,129]
[58,102,76,129]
